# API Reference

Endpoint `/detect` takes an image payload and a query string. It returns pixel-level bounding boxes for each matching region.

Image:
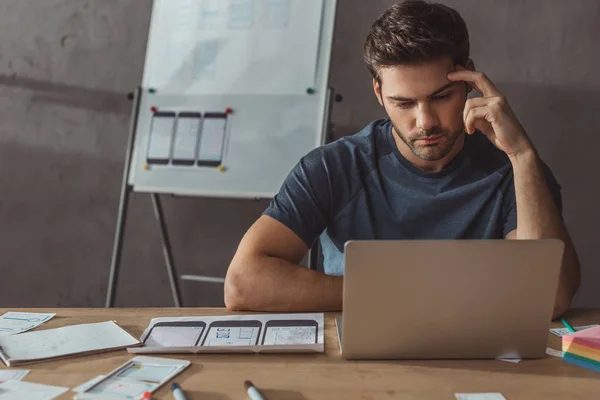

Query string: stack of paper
[562,325,600,372]
[0,321,140,366]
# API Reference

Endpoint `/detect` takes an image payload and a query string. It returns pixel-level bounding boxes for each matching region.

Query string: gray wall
[0,0,597,307]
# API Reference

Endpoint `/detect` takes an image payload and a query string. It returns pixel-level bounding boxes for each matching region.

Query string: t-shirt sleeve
[263,148,332,247]
[503,161,563,237]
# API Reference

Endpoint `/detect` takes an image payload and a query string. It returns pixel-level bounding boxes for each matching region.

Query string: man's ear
[373,78,384,106]
[464,58,475,72]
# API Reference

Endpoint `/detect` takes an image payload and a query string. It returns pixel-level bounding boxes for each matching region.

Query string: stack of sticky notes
[562,325,600,372]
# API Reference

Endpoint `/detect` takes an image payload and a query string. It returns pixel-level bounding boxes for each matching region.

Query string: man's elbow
[224,272,244,311]
[224,268,257,311]
[552,299,570,320]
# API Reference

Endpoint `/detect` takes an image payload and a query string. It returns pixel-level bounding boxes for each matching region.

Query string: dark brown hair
[363,0,470,82]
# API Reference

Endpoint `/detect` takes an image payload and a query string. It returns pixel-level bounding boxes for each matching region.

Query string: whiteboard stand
[106,87,185,307]
[104,88,334,308]
[105,0,338,307]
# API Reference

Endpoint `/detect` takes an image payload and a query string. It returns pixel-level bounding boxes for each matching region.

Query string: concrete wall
[0,0,597,307]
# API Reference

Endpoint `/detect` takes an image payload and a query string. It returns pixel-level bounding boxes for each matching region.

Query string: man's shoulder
[304,119,392,170]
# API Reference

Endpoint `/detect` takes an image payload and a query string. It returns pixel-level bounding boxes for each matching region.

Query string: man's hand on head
[447,67,534,160]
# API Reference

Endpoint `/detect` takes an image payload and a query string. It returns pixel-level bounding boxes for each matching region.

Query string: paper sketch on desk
[550,324,599,337]
[546,347,564,357]
[76,356,189,400]
[0,380,68,400]
[0,312,55,336]
[143,0,324,95]
[130,313,325,354]
[335,316,342,351]
[455,394,507,400]
[0,369,29,383]
[73,375,106,393]
[0,321,140,366]
[495,357,521,363]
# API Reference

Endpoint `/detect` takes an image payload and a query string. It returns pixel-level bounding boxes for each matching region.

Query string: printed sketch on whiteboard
[143,0,324,95]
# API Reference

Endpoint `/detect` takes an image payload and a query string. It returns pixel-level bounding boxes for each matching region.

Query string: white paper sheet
[0,380,68,400]
[143,0,324,95]
[0,312,55,336]
[546,347,564,357]
[0,321,139,365]
[550,324,599,337]
[496,357,521,363]
[73,375,106,393]
[335,316,342,351]
[77,356,190,400]
[0,369,29,383]
[131,313,324,354]
[455,394,507,400]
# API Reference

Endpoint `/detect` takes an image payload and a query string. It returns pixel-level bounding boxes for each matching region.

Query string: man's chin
[413,146,452,162]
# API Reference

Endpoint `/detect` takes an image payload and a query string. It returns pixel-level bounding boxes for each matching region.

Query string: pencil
[561,318,575,333]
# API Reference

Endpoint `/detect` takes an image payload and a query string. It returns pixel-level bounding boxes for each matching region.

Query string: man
[224,0,580,318]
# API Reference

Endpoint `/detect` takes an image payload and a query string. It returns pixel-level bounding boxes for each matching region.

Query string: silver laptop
[340,239,564,360]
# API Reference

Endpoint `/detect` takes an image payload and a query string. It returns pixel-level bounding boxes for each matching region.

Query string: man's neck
[391,128,466,173]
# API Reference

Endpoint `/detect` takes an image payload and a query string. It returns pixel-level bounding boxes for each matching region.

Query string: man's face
[374,58,468,162]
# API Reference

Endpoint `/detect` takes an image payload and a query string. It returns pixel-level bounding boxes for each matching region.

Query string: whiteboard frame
[128,0,338,199]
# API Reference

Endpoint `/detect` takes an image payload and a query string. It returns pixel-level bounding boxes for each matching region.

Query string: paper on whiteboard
[0,369,29,383]
[143,0,324,95]
[0,312,55,336]
[0,380,68,400]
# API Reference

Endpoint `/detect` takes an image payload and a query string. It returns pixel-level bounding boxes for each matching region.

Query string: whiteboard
[128,0,337,198]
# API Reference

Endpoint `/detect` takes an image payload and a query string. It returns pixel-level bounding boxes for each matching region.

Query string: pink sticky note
[563,326,600,351]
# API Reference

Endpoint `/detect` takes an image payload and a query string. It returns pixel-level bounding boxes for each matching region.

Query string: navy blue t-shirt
[264,119,562,275]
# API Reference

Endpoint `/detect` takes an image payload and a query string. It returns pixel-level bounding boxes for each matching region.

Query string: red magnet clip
[150,106,158,113]
[225,107,233,115]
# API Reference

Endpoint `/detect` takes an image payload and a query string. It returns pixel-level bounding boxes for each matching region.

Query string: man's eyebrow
[386,82,455,102]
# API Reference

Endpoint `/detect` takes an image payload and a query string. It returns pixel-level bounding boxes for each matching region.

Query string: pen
[561,318,575,333]
[244,380,266,400]
[171,382,189,400]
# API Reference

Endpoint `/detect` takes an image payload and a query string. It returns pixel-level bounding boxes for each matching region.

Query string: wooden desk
[0,308,598,399]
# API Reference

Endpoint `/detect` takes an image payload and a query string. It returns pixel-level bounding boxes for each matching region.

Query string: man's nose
[416,103,440,131]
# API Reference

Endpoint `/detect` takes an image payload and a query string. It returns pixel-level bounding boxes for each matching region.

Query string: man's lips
[417,134,444,144]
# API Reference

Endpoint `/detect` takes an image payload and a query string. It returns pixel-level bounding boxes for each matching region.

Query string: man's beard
[391,121,464,162]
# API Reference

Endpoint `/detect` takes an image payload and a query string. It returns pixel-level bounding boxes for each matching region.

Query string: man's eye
[433,93,452,101]
[397,102,414,109]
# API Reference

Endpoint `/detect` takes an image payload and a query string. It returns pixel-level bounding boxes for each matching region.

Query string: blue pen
[171,382,189,400]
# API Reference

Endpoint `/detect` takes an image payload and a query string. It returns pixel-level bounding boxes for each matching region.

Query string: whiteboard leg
[151,193,183,307]
[105,184,131,308]
[105,87,142,308]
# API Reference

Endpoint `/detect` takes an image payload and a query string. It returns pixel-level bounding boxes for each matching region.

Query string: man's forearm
[510,150,580,316]
[225,255,343,312]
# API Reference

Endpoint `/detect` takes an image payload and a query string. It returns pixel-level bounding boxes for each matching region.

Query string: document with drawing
[0,321,141,366]
[129,313,324,354]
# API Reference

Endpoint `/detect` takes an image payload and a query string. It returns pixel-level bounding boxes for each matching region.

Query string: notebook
[0,321,141,366]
